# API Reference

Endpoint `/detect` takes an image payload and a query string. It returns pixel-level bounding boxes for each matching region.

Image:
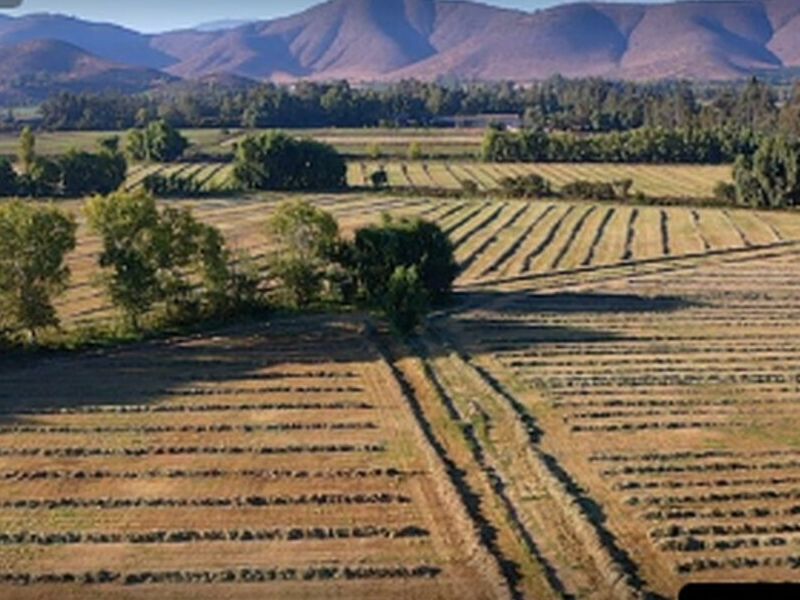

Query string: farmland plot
[352,161,731,198]
[0,317,507,599]
[437,242,800,597]
[46,196,800,329]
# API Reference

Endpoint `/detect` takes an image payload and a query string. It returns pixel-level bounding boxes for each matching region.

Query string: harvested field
[0,317,508,599]
[46,196,800,331]
[437,235,800,597]
[6,185,800,598]
[353,161,731,198]
[118,159,729,200]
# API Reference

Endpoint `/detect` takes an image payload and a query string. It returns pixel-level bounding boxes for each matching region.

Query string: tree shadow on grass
[0,314,377,421]
[452,289,701,315]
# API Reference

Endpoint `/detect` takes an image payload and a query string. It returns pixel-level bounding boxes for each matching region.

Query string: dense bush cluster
[126,119,188,162]
[482,126,758,164]
[142,172,203,197]
[0,129,126,198]
[498,174,552,198]
[560,179,634,201]
[263,200,457,335]
[233,132,346,191]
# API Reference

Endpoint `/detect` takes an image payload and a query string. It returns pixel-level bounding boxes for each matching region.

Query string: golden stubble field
[4,189,800,598]
[0,317,506,599]
[439,238,800,597]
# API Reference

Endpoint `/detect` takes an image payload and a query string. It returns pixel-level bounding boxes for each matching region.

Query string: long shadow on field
[453,290,699,315]
[0,315,376,422]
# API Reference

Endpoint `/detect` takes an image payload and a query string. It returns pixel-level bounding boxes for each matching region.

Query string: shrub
[561,180,616,201]
[713,181,738,205]
[143,173,202,198]
[461,180,479,196]
[408,142,424,160]
[370,169,388,190]
[383,266,428,336]
[500,174,552,198]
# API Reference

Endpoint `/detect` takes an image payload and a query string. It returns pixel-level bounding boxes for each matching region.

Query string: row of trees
[0,193,259,342]
[0,194,456,344]
[481,126,759,164]
[32,77,800,135]
[0,128,127,198]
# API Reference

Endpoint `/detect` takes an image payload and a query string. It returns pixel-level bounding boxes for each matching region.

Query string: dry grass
[0,317,506,599]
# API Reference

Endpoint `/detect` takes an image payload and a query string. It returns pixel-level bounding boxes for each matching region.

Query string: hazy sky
[1,0,688,33]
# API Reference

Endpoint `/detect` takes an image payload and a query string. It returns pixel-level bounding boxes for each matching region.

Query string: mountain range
[1,0,800,104]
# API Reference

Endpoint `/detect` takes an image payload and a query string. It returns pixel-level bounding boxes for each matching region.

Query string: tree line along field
[53,194,800,330]
[117,159,732,199]
[0,317,508,599]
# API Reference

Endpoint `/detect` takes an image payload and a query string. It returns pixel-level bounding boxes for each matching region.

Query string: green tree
[126,120,188,162]
[87,191,250,327]
[197,226,261,316]
[733,135,800,208]
[233,132,346,191]
[126,129,148,161]
[408,142,424,160]
[147,120,189,162]
[59,143,127,197]
[352,216,457,307]
[85,192,162,328]
[383,266,428,336]
[266,200,340,308]
[0,158,17,196]
[18,126,35,175]
[23,158,61,197]
[0,201,77,342]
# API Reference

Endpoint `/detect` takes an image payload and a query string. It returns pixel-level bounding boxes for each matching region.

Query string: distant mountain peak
[1,0,800,92]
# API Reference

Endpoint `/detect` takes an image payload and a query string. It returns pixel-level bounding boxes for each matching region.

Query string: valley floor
[2,194,800,598]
